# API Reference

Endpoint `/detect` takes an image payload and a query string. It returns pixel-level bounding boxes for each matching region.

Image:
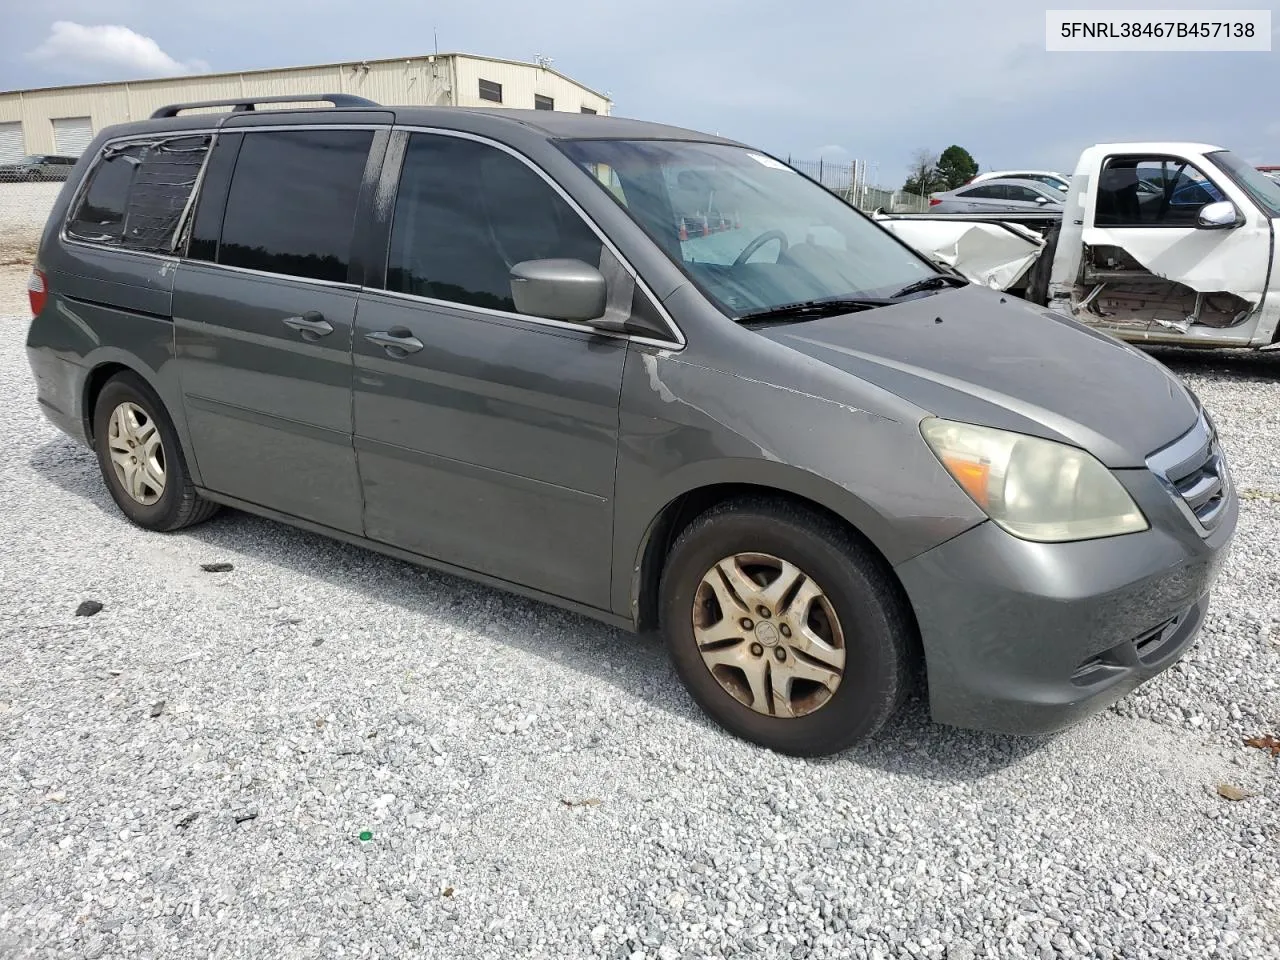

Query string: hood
[754,285,1198,468]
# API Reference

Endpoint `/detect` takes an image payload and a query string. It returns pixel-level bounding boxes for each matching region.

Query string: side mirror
[1034,196,1050,204]
[1196,200,1243,230]
[510,259,608,322]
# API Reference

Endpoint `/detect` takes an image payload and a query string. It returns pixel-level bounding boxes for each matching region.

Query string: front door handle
[365,329,425,357]
[283,311,334,341]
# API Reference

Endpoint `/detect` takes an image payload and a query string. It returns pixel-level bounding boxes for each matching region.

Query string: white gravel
[0,264,1277,959]
[0,184,61,263]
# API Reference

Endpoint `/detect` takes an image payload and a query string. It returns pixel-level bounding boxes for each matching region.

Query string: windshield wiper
[889,274,968,300]
[738,297,892,325]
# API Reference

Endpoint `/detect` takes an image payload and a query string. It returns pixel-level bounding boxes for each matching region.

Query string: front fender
[609,348,986,620]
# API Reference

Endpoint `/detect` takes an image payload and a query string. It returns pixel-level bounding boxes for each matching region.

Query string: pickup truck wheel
[92,373,219,532]
[659,499,911,756]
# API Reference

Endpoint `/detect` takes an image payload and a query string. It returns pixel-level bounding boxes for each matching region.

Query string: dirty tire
[659,498,913,757]
[92,371,219,532]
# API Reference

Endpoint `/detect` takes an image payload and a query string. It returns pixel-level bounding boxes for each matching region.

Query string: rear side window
[215,130,373,283]
[66,136,210,251]
[960,184,1004,200]
[385,134,602,314]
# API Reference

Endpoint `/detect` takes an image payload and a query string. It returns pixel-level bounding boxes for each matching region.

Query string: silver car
[929,177,1067,214]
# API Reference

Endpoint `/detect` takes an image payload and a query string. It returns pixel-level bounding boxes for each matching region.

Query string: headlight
[920,418,1148,542]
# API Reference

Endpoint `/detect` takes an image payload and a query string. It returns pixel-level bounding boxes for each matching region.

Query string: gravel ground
[0,185,61,263]
[0,263,1277,960]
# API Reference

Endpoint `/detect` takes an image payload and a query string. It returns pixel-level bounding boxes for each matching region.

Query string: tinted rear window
[215,130,373,283]
[66,136,210,251]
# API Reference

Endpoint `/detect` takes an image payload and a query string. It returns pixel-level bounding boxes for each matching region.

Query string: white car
[968,170,1070,192]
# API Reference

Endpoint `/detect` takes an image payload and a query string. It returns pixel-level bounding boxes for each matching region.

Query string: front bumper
[895,466,1236,735]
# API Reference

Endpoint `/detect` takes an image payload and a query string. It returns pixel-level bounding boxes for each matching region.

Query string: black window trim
[1093,152,1239,230]
[61,128,221,259]
[362,124,685,350]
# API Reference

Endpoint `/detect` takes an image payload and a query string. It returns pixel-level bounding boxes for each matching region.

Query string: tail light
[27,267,48,317]
[928,197,942,206]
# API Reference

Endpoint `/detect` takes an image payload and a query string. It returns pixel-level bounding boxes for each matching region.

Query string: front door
[1079,152,1272,338]
[174,127,379,533]
[352,131,627,608]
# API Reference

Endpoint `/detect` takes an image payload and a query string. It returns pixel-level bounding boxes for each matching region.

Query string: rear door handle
[365,329,425,357]
[283,311,334,341]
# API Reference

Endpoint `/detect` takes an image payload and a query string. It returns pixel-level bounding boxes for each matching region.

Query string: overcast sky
[2,0,1277,186]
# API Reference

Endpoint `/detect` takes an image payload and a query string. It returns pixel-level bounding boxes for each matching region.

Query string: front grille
[1146,412,1230,536]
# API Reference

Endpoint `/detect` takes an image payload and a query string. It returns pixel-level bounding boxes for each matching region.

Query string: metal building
[0,52,612,162]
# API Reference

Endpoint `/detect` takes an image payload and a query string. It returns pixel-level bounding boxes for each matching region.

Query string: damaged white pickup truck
[875,142,1280,350]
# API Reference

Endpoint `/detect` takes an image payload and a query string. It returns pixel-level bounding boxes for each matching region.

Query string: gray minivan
[25,95,1236,756]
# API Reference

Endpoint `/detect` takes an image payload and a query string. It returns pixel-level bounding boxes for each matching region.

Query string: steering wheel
[733,229,789,266]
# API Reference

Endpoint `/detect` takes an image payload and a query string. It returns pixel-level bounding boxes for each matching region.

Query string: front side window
[386,134,602,314]
[1007,184,1052,203]
[67,136,209,251]
[558,139,935,318]
[1095,156,1225,227]
[216,130,372,283]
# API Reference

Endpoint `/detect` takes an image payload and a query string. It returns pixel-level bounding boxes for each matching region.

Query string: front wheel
[92,372,219,532]
[659,499,913,756]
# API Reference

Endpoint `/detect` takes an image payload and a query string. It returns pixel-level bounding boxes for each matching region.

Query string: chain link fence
[787,158,931,213]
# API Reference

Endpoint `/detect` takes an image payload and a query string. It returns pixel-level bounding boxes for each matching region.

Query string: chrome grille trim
[1146,411,1230,537]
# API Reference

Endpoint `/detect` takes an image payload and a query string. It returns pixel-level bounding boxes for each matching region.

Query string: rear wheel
[659,499,912,756]
[92,372,219,532]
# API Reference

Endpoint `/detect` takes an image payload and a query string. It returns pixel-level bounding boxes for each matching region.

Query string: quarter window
[66,136,210,251]
[215,130,372,283]
[479,79,503,103]
[386,134,602,314]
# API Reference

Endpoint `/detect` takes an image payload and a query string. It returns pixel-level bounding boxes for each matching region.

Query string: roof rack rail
[149,93,379,119]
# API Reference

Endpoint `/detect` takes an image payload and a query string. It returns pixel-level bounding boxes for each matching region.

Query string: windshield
[557,140,938,318]
[1206,150,1280,218]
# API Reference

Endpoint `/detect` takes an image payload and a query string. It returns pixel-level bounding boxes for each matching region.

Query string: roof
[98,102,741,146]
[0,51,611,103]
[393,107,741,143]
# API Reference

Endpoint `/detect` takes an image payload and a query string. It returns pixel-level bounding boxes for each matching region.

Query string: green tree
[936,145,980,190]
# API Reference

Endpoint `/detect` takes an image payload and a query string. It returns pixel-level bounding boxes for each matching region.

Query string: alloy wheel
[106,401,166,505]
[692,552,846,718]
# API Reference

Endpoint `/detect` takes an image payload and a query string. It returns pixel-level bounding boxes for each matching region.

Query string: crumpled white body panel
[874,217,1044,291]
[1080,221,1270,306]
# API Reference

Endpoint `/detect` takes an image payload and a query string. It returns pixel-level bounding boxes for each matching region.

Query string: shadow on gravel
[31,436,1047,778]
[1145,346,1280,381]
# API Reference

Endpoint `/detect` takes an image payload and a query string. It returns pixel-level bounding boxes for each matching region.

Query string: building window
[478,79,503,104]
[534,94,554,111]
[580,106,597,115]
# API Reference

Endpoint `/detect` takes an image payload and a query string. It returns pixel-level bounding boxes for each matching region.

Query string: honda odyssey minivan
[25,94,1236,755]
